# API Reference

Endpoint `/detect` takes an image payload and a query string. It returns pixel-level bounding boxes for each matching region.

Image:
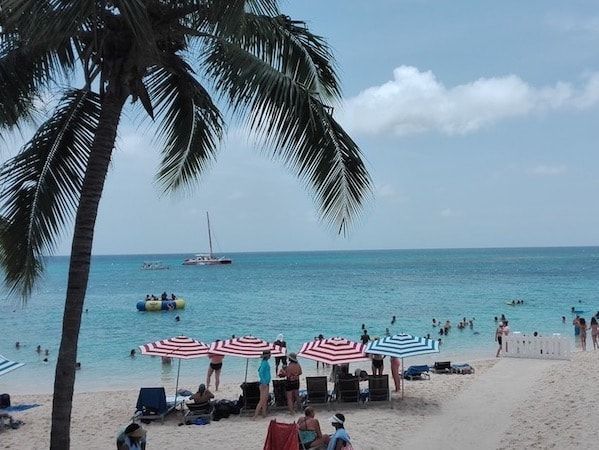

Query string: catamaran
[182,212,232,265]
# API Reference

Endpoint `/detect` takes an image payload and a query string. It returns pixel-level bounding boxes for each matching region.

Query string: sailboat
[182,212,232,265]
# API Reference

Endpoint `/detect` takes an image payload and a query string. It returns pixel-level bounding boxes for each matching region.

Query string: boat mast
[206,211,213,257]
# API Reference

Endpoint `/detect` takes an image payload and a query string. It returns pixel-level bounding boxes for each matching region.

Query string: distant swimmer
[473,331,480,335]
[44,349,49,356]
[432,318,437,327]
[130,349,136,358]
[361,323,365,330]
[36,345,42,354]
[562,316,566,323]
[175,315,180,322]
[391,316,396,325]
[75,362,81,370]
[15,341,20,349]
[43,358,48,363]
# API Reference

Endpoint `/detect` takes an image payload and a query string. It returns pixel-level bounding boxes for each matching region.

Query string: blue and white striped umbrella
[0,355,25,377]
[365,334,439,358]
[366,334,439,398]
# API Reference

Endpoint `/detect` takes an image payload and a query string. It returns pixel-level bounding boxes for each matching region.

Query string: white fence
[502,332,572,360]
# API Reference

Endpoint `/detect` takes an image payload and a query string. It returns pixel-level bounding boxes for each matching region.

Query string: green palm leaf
[203,40,371,234]
[233,13,341,101]
[0,89,101,296]
[146,57,224,191]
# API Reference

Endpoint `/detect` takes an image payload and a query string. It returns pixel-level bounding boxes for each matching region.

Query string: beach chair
[272,379,287,409]
[133,387,179,423]
[184,401,213,425]
[263,419,300,450]
[305,376,329,407]
[336,376,360,405]
[451,363,475,375]
[366,375,391,406]
[432,361,452,374]
[403,365,430,380]
[240,381,261,413]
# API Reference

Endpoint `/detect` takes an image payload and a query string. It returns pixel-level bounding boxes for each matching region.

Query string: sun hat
[288,352,298,362]
[330,413,345,425]
[125,423,146,438]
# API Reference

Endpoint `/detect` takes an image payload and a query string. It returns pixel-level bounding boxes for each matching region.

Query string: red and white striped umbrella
[139,336,210,404]
[209,335,285,358]
[298,337,369,365]
[139,335,210,359]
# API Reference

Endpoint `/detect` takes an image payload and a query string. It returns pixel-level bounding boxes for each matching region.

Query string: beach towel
[0,404,40,412]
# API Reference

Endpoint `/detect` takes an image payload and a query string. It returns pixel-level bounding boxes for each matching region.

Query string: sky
[6,0,599,255]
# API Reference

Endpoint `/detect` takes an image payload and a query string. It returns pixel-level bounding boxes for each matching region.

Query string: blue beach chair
[133,387,178,423]
[403,365,431,380]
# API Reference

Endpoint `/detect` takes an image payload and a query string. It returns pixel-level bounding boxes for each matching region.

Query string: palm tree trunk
[49,85,127,450]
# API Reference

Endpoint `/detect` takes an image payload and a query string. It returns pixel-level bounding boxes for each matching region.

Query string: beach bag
[0,393,10,408]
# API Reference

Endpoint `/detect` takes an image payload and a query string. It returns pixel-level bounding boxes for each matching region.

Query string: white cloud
[340,66,599,136]
[547,14,599,36]
[530,164,567,176]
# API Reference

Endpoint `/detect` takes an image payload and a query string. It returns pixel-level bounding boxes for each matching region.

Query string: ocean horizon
[2,246,597,394]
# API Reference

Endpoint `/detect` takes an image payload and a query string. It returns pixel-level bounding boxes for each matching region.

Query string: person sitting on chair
[297,406,330,449]
[191,383,214,407]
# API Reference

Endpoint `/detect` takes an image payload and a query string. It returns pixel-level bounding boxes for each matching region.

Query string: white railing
[502,332,571,360]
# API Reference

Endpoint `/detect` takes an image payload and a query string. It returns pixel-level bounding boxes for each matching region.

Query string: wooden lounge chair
[133,387,180,423]
[432,361,452,374]
[272,379,287,409]
[305,376,329,407]
[367,375,391,406]
[240,381,261,413]
[336,376,360,405]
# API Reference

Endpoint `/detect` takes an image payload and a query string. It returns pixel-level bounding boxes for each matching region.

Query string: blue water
[1,247,598,393]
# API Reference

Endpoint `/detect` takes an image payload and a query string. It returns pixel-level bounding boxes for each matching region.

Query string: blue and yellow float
[136,298,186,312]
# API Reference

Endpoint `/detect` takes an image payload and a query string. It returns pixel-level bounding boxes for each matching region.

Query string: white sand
[1,354,597,449]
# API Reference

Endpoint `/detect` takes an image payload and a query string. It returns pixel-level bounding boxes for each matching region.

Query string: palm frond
[0,8,81,128]
[1,0,94,48]
[0,89,101,297]
[233,13,341,101]
[145,57,224,192]
[203,40,371,234]
[113,0,156,51]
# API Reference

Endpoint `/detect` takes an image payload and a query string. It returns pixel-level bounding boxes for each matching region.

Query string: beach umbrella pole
[174,358,182,404]
[244,358,249,384]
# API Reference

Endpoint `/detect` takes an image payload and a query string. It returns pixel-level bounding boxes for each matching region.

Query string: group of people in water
[144,292,177,301]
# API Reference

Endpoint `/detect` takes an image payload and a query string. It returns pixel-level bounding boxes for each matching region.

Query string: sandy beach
[2,352,596,449]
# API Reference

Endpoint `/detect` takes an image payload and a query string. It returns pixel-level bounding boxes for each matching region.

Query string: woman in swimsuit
[371,352,384,376]
[206,345,225,391]
[297,406,329,449]
[282,352,302,414]
[591,317,599,350]
[579,317,588,351]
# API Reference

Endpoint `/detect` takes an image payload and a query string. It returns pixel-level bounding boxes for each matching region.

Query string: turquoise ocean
[1,247,598,394]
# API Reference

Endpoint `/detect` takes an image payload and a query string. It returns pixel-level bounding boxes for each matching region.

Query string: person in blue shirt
[327,413,352,450]
[254,350,271,419]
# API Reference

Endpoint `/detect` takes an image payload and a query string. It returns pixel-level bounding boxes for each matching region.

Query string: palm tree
[0,1,371,448]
